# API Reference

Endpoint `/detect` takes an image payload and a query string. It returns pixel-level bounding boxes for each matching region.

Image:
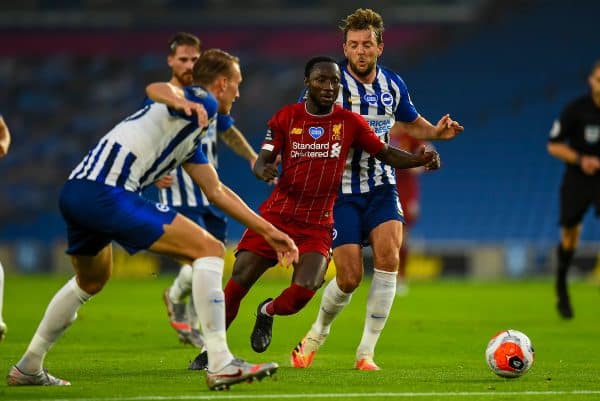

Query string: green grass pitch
[1,274,599,400]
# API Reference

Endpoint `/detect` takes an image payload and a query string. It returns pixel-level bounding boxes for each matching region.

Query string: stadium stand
[0,0,598,273]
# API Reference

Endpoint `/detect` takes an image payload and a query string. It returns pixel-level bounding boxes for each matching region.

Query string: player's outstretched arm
[219,125,258,167]
[145,82,208,127]
[396,114,464,140]
[375,145,441,171]
[253,148,280,184]
[0,116,11,158]
[183,162,298,265]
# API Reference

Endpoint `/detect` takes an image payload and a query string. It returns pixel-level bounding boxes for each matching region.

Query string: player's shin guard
[269,284,315,316]
[17,276,91,374]
[223,278,249,329]
[312,279,352,335]
[192,257,233,372]
[357,268,396,359]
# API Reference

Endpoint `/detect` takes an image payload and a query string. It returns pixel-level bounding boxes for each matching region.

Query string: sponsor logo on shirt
[380,92,393,106]
[290,127,303,135]
[290,141,330,158]
[584,125,600,143]
[364,94,378,105]
[367,118,393,136]
[308,126,325,140]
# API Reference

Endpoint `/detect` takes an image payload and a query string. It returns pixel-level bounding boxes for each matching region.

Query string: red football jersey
[259,102,385,225]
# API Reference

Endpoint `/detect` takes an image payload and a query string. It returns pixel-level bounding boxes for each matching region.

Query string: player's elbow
[203,184,224,204]
[547,142,560,157]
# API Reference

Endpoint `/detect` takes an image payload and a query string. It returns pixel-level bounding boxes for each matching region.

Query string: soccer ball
[485,329,534,378]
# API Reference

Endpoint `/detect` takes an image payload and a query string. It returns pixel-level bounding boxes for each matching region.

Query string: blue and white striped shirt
[337,61,419,194]
[69,86,216,193]
[158,114,234,208]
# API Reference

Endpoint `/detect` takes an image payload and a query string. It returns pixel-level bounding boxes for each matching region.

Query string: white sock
[0,261,4,323]
[356,268,396,359]
[168,264,193,303]
[192,257,233,372]
[17,276,91,374]
[187,295,199,330]
[311,279,352,336]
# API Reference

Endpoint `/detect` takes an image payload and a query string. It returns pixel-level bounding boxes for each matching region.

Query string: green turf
[1,274,599,400]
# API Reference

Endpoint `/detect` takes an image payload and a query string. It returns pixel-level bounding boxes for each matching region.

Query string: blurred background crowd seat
[1,0,599,274]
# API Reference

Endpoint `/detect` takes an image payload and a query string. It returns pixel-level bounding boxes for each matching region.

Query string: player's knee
[190,237,225,260]
[76,275,108,295]
[294,276,325,292]
[336,269,362,293]
[561,227,581,249]
[373,252,400,272]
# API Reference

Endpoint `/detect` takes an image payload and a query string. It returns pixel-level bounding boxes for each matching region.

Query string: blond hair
[192,48,239,87]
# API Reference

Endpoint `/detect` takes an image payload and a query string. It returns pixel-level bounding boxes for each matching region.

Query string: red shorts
[237,212,333,260]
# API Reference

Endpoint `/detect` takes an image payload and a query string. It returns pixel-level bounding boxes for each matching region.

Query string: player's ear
[304,77,309,87]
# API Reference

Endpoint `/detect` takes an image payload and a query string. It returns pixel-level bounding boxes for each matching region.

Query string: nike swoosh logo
[370,314,386,319]
[211,299,225,303]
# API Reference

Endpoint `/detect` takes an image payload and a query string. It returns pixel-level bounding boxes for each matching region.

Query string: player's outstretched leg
[206,358,278,391]
[291,279,351,368]
[354,268,396,371]
[291,328,327,368]
[250,298,274,353]
[163,288,192,343]
[7,366,70,386]
[7,275,92,386]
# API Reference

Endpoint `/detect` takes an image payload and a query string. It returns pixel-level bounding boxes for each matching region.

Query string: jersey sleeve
[216,113,235,133]
[548,102,576,143]
[168,85,218,124]
[353,113,386,155]
[261,107,288,154]
[140,95,154,107]
[392,75,419,123]
[185,145,209,164]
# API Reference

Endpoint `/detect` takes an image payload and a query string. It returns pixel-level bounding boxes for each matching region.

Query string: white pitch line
[5,390,600,401]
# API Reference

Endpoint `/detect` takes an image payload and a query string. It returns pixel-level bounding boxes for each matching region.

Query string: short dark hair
[168,32,201,55]
[193,48,240,87]
[340,8,384,44]
[305,56,337,78]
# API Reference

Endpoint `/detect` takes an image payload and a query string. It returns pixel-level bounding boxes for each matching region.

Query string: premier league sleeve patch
[265,128,274,142]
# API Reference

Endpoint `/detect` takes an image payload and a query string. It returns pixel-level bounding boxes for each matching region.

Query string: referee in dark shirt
[547,60,600,319]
